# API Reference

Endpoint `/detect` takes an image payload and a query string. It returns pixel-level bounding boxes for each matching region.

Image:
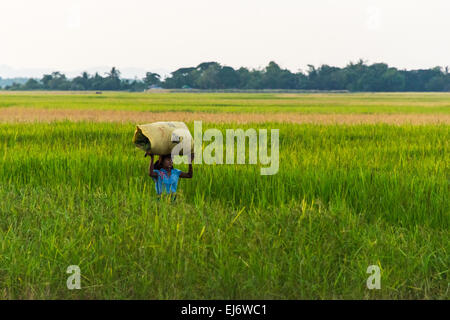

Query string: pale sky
[1,0,449,78]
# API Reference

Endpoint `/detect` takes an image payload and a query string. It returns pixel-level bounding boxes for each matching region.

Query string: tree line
[2,60,450,92]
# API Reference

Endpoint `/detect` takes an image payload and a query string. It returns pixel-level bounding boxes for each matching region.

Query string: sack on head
[132,121,193,156]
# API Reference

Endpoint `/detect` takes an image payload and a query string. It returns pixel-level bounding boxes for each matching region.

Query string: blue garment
[152,168,182,195]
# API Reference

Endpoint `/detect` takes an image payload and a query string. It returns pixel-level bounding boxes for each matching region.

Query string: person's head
[155,154,173,170]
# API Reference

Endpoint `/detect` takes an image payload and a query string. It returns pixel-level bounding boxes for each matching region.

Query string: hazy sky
[1,0,449,77]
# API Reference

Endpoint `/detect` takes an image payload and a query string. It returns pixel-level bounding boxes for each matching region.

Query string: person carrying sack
[147,152,194,202]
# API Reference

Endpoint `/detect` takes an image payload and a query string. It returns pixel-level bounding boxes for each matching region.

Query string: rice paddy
[0,92,448,299]
[1,91,449,114]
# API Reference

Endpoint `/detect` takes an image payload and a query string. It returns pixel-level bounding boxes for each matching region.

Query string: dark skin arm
[179,153,194,179]
[148,154,158,178]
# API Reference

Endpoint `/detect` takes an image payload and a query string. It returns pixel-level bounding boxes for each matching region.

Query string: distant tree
[195,64,221,89]
[72,72,91,90]
[40,72,70,90]
[41,74,53,88]
[426,75,446,91]
[246,69,264,89]
[143,72,161,88]
[196,62,221,72]
[5,82,24,90]
[163,67,197,88]
[365,63,389,91]
[263,61,298,89]
[4,60,450,92]
[343,59,368,91]
[103,67,121,90]
[90,72,105,90]
[23,78,42,90]
[236,67,250,88]
[263,61,282,88]
[106,67,120,79]
[381,68,405,91]
[128,79,147,92]
[218,66,239,88]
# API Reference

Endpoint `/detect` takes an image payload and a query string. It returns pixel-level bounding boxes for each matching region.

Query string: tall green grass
[0,121,448,299]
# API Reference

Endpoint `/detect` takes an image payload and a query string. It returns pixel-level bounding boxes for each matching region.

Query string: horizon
[1,59,449,80]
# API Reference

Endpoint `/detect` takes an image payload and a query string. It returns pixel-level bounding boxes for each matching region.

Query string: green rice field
[1,91,449,114]
[0,92,448,299]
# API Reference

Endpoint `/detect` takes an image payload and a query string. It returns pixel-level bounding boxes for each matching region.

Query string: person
[147,152,194,202]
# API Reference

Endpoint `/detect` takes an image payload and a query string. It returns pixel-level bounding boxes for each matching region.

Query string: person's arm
[179,153,194,179]
[148,154,158,178]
